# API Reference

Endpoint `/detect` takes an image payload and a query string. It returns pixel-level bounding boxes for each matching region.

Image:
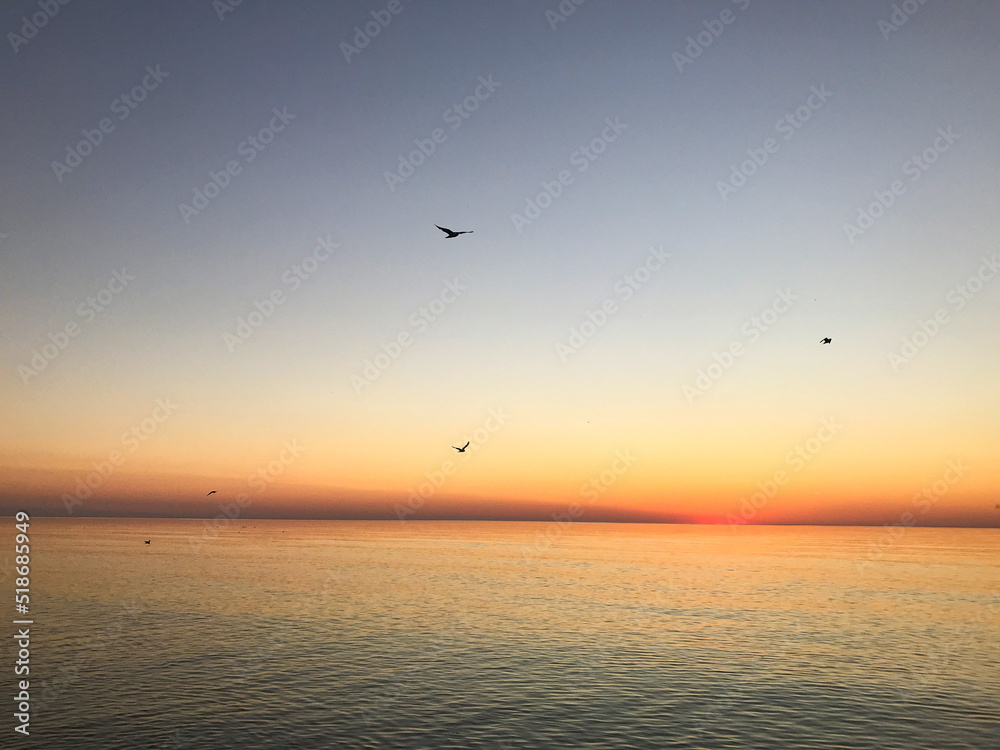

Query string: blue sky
[1,0,998,523]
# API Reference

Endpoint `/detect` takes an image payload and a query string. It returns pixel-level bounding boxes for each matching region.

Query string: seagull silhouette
[144,539,150,544]
[820,337,832,344]
[453,441,470,453]
[436,225,473,239]
[206,490,217,495]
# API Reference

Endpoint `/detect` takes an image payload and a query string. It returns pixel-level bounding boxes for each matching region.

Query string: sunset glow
[1,0,997,528]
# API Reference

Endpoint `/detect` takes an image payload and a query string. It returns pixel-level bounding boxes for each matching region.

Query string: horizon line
[10,514,1000,529]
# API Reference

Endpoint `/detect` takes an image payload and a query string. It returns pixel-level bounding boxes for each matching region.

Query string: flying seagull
[820,338,832,344]
[206,490,217,495]
[436,225,473,239]
[453,441,470,453]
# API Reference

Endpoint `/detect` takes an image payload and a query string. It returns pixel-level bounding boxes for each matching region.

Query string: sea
[7,518,998,749]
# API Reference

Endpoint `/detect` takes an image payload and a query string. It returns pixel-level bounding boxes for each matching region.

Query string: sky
[1,0,998,526]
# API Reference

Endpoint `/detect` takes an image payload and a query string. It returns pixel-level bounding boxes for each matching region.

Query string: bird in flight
[820,337,832,344]
[144,539,151,544]
[436,225,473,239]
[206,490,217,495]
[453,441,470,453]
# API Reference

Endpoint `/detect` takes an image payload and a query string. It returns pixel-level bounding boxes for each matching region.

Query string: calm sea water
[8,519,999,749]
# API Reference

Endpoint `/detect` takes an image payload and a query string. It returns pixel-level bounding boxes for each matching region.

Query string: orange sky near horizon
[2,377,997,525]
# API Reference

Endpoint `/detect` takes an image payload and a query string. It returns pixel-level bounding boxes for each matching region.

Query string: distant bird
[453,441,470,453]
[144,540,150,544]
[436,225,473,239]
[206,490,217,495]
[820,337,832,344]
